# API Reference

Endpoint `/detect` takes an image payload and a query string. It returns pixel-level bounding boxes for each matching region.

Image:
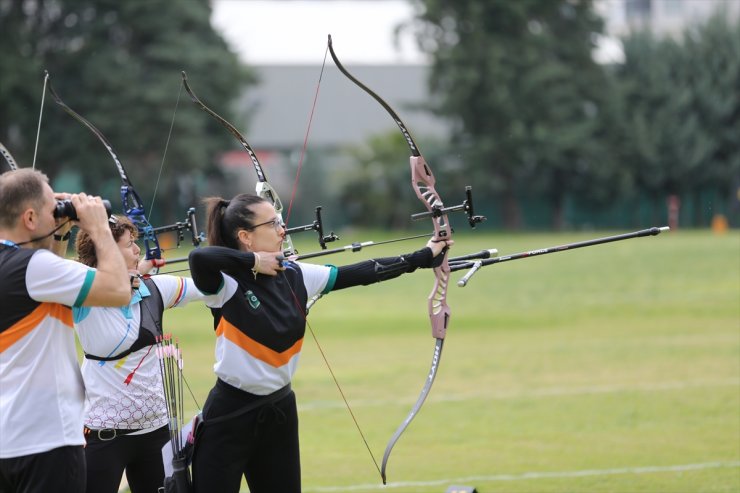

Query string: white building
[597,0,740,37]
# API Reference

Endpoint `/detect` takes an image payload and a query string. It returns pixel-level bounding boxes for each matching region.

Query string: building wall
[241,64,450,150]
[599,0,739,37]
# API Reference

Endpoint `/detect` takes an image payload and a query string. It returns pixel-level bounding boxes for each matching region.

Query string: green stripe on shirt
[73,269,96,307]
[321,265,338,294]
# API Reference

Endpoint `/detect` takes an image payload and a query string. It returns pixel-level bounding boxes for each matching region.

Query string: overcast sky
[211,0,427,65]
[211,0,625,66]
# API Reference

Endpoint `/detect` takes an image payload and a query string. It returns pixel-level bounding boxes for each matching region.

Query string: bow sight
[151,207,205,251]
[283,206,339,252]
[290,187,485,262]
[151,205,339,269]
[410,186,486,228]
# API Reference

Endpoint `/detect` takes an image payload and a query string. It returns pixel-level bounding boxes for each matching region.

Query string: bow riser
[428,267,451,339]
[410,155,452,339]
[255,181,284,218]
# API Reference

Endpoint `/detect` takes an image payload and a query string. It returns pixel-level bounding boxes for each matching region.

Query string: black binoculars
[54,199,112,220]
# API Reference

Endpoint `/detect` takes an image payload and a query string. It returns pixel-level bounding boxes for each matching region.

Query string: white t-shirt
[74,275,214,431]
[0,248,95,458]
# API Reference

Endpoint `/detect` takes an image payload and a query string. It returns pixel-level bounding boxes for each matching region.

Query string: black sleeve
[332,247,438,291]
[188,246,256,294]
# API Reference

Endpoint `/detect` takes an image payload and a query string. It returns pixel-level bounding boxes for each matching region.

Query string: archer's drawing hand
[253,252,286,277]
[129,272,141,290]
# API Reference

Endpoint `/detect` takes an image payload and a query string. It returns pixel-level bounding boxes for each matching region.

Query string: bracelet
[251,253,261,279]
[53,231,71,241]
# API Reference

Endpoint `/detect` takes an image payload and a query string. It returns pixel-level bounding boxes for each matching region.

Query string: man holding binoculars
[0,168,131,493]
[54,197,112,222]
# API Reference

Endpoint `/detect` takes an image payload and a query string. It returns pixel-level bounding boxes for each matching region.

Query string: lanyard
[0,239,19,249]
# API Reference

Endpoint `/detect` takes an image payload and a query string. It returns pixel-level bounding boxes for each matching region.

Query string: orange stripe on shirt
[216,318,303,368]
[0,303,73,353]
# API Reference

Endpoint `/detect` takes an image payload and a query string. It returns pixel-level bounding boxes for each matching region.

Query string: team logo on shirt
[245,290,260,309]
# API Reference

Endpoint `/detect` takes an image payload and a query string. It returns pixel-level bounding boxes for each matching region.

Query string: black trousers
[192,379,300,493]
[0,445,85,493]
[84,425,170,493]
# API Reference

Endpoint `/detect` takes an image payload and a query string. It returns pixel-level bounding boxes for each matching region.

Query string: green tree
[615,13,740,225]
[338,132,422,229]
[407,0,617,229]
[617,34,708,223]
[683,14,740,224]
[0,0,254,224]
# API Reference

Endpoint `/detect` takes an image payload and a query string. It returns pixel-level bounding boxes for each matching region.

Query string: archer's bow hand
[137,258,166,275]
[427,238,453,259]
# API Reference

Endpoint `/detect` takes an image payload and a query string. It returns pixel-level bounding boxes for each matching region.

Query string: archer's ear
[236,229,253,250]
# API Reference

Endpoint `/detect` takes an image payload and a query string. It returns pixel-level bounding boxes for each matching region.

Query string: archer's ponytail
[203,194,268,249]
[204,197,231,248]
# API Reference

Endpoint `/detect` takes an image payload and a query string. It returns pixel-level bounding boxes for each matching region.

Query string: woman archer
[71,215,217,493]
[188,193,451,493]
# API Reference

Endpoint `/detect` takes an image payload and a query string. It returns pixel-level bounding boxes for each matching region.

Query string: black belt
[205,381,293,426]
[84,426,144,441]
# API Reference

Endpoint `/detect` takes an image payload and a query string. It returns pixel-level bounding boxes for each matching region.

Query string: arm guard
[332,247,434,291]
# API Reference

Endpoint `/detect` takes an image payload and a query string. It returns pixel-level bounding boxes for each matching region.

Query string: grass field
[150,228,739,493]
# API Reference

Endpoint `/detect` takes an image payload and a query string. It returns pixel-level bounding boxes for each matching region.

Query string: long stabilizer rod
[452,226,670,287]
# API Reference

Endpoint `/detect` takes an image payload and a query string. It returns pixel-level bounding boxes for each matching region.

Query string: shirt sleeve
[294,261,335,298]
[189,247,256,295]
[26,249,96,307]
[150,275,226,309]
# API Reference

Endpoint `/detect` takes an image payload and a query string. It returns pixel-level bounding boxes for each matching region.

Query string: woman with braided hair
[188,193,451,493]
